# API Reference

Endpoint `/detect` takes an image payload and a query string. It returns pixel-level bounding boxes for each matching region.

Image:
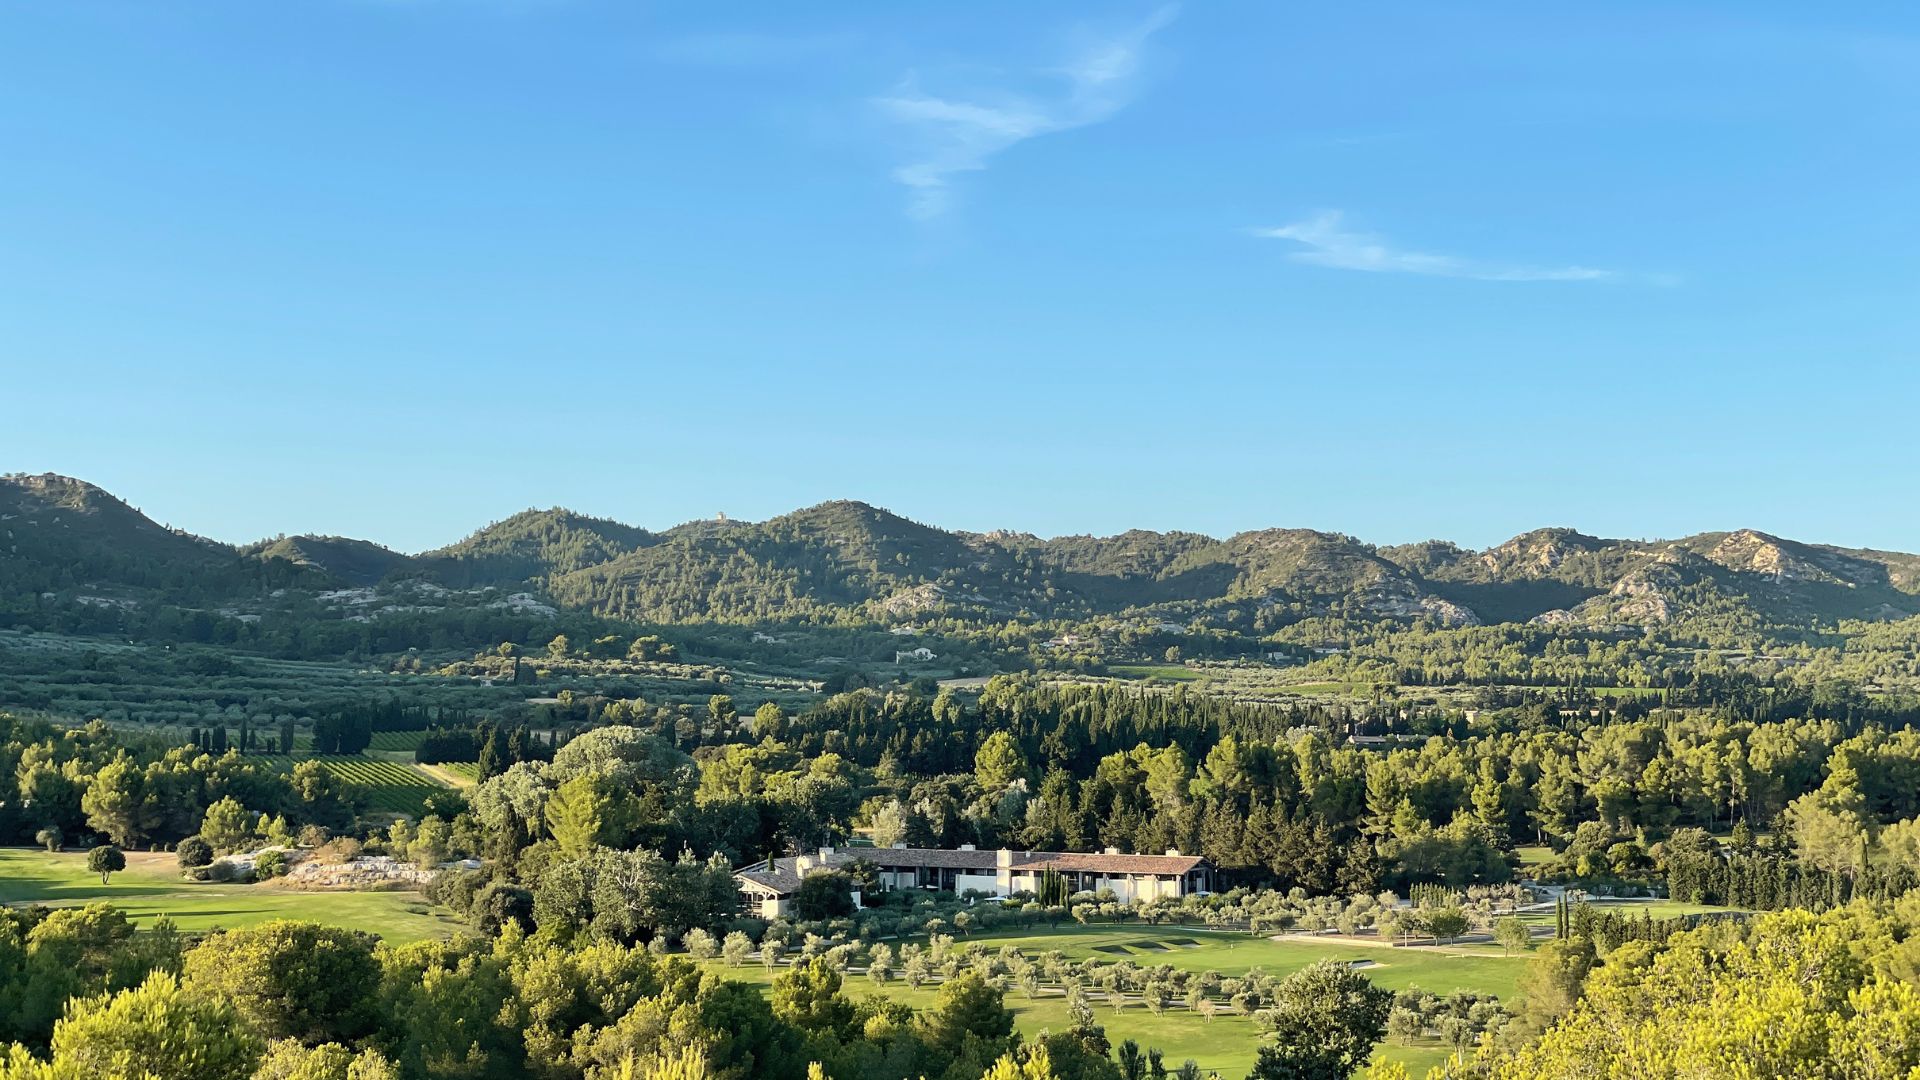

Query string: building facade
[734,844,1213,918]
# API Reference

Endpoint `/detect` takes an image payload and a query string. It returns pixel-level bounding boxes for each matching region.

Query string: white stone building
[734,844,1213,918]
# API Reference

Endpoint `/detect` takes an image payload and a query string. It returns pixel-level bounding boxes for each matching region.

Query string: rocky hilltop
[5,473,1916,630]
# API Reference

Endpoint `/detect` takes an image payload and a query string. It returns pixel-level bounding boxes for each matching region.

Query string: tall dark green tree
[477,728,504,781]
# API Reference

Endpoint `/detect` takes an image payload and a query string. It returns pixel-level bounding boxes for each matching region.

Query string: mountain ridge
[5,472,1916,629]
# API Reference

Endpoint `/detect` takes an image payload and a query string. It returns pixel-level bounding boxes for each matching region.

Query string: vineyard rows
[251,755,448,816]
[369,730,429,752]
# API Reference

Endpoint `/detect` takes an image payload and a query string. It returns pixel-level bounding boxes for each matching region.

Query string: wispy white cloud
[1252,211,1616,282]
[876,6,1176,220]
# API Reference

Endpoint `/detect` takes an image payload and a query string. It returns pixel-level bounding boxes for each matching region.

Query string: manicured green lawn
[722,964,1266,1074]
[1513,844,1554,868]
[0,851,1517,1073]
[962,925,1527,1001]
[1585,686,1664,699]
[713,959,1458,1077]
[0,848,462,943]
[711,925,1518,1076]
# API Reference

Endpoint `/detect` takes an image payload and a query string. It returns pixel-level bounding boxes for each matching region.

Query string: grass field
[0,848,461,943]
[0,849,1505,1073]
[248,756,451,816]
[370,730,431,752]
[1514,844,1554,868]
[417,761,480,787]
[1585,686,1665,699]
[965,925,1527,1001]
[711,924,1510,1075]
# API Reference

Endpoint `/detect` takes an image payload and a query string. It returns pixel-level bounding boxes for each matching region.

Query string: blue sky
[4,2,1917,554]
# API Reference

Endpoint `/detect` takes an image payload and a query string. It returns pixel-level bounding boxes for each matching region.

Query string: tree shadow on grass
[113,907,273,920]
[0,880,184,902]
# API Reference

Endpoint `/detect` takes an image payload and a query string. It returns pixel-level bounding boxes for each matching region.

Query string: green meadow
[0,847,461,944]
[714,924,1522,1076]
[0,849,1533,1074]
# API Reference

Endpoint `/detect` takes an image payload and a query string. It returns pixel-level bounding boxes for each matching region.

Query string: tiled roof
[849,848,999,869]
[735,866,801,892]
[1021,852,1208,875]
[733,846,1209,895]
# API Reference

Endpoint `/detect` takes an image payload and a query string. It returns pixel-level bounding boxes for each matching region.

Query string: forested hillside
[7,473,1918,635]
[0,474,312,598]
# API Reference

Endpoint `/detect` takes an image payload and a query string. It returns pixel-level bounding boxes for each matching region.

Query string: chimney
[891,842,908,849]
[796,855,816,875]
[818,846,835,860]
[1166,847,1181,857]
[996,847,1013,868]
[1104,846,1121,856]
[959,843,977,851]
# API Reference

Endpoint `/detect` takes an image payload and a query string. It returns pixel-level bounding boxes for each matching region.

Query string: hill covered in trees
[7,473,1918,637]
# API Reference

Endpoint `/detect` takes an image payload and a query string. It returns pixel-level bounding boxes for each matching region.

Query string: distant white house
[895,646,936,663]
[734,845,1214,918]
[888,626,921,636]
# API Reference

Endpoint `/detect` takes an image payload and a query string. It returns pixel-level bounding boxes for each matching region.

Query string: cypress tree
[477,728,504,781]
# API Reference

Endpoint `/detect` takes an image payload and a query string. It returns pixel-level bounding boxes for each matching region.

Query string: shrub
[427,868,485,916]
[472,882,535,935]
[177,836,215,870]
[254,850,290,879]
[792,871,858,921]
[726,917,770,942]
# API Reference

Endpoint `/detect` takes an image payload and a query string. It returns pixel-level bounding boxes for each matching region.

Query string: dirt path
[413,763,472,788]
